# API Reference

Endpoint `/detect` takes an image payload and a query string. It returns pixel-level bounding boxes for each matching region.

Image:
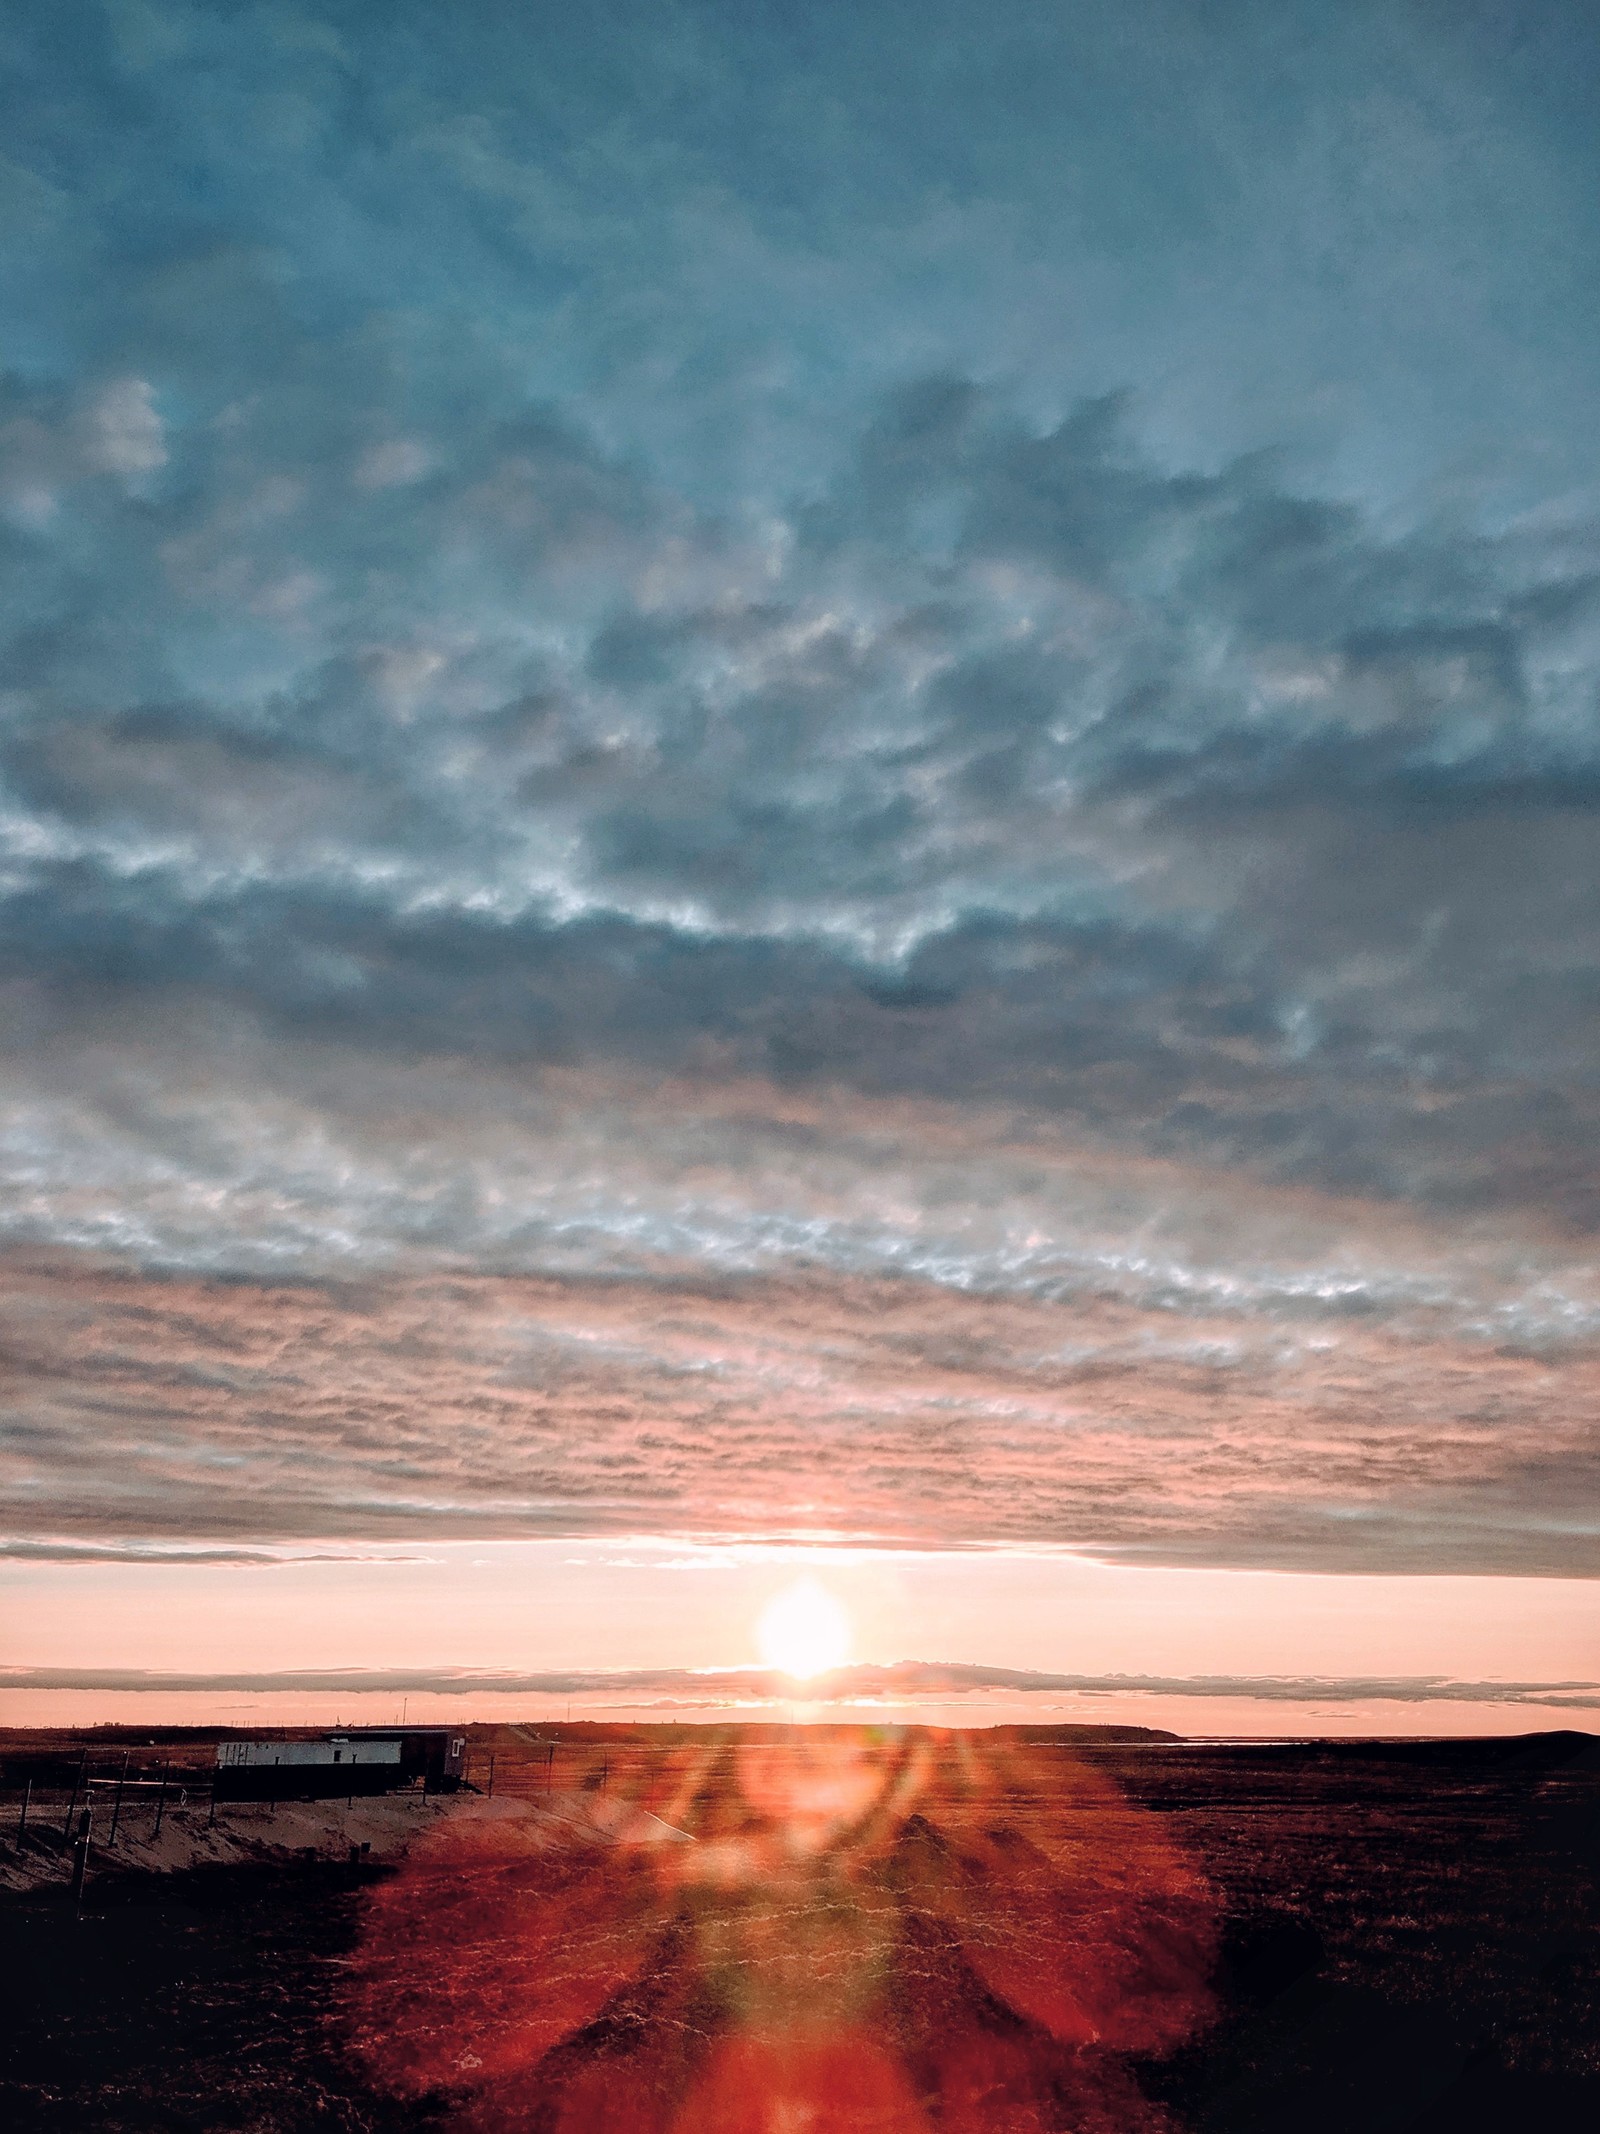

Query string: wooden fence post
[63,1750,87,1844]
[70,1806,92,1914]
[109,1749,131,1846]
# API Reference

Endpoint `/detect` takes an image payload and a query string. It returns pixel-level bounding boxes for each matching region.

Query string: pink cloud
[3,1242,1594,1573]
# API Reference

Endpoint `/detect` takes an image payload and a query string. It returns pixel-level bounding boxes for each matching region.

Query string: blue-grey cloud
[3,3,1600,1577]
[5,374,1600,1219]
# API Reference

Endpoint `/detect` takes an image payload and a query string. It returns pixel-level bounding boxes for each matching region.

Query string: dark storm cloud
[3,2,1600,1573]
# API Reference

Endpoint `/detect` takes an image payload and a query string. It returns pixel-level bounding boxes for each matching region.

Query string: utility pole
[16,1777,30,1847]
[487,1753,495,1798]
[153,1762,169,1841]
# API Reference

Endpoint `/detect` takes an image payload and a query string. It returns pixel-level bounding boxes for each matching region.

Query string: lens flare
[755,1577,852,1679]
[343,1729,1218,2133]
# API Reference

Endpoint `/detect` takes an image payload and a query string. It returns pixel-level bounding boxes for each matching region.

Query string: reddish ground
[0,1724,1596,2131]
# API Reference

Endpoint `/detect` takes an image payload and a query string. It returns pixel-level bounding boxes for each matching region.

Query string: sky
[2,0,1600,1732]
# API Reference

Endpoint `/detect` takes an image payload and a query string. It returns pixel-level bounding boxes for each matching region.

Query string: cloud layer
[4,1216,1599,1572]
[2,1661,1595,1713]
[7,364,1600,1223]
[2,4,1600,1578]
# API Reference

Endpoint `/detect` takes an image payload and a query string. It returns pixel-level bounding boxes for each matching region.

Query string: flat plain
[1,1725,1596,2132]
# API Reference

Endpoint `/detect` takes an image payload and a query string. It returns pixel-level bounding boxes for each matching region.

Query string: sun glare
[755,1576,853,1680]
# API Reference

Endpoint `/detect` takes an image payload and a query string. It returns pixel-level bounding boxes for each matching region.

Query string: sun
[755,1576,853,1681]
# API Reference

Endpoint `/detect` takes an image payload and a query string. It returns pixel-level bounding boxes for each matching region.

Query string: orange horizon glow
[3,1539,1597,1738]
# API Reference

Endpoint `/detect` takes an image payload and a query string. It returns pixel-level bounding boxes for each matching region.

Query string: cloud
[3,4,1600,1581]
[6,377,1600,1571]
[5,377,1600,1217]
[0,1660,1594,1712]
[0,1537,422,1565]
[80,378,167,479]
[2,1219,1597,1573]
